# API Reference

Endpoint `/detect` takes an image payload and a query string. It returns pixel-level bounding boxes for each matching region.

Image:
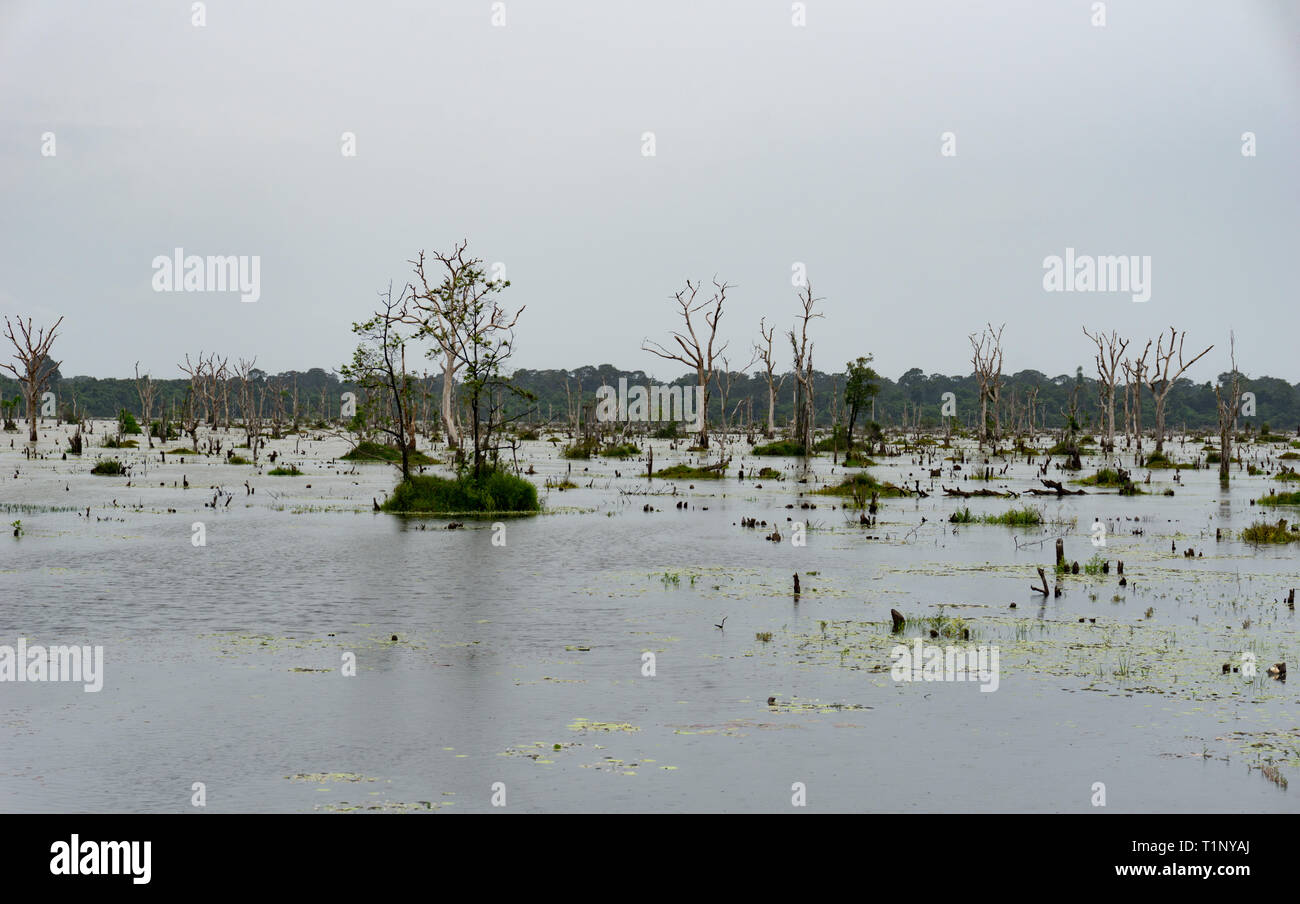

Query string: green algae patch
[568,718,640,733]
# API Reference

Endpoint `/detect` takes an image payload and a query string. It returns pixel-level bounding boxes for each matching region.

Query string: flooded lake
[2,423,1297,812]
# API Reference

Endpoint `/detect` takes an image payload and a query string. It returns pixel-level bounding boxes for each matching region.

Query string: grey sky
[2,0,1296,385]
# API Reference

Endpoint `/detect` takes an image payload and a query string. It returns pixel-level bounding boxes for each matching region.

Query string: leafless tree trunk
[969,323,1005,451]
[1214,333,1241,486]
[753,318,786,439]
[1083,328,1129,453]
[642,277,731,449]
[234,357,264,460]
[134,362,157,448]
[1,315,63,443]
[1143,327,1213,454]
[786,284,823,453]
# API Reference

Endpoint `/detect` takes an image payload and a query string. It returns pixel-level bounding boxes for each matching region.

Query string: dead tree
[134,362,157,448]
[1121,343,1151,452]
[1,315,63,442]
[968,323,1005,450]
[753,318,786,438]
[1213,333,1241,486]
[714,351,756,442]
[786,284,823,453]
[642,277,731,449]
[1082,328,1129,454]
[405,244,481,447]
[1144,327,1213,454]
[234,357,264,460]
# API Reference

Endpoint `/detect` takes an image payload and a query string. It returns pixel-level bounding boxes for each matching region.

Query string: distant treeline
[4,364,1299,434]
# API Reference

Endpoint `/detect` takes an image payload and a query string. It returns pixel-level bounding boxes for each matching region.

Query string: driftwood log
[1025,479,1086,496]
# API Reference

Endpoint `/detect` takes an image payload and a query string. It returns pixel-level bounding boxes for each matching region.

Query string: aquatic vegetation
[815,471,908,500]
[981,505,1043,526]
[90,458,125,475]
[752,440,807,456]
[600,442,640,458]
[1258,491,1300,506]
[228,455,252,464]
[1240,519,1300,544]
[567,718,640,732]
[1076,468,1131,488]
[655,463,724,480]
[562,438,599,459]
[267,465,303,476]
[380,471,540,514]
[949,506,976,523]
[340,440,436,465]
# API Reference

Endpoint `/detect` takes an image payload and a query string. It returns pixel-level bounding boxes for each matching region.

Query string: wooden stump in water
[1055,539,1065,570]
[890,609,905,633]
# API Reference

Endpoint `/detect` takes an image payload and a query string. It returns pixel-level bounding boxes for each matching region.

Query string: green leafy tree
[843,356,879,451]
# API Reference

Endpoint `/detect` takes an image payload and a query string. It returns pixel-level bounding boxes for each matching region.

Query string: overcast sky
[2,0,1296,385]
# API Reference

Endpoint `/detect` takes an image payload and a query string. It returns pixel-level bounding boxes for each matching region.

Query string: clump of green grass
[340,441,436,465]
[949,506,976,524]
[1083,553,1107,575]
[101,437,138,448]
[168,447,199,455]
[981,505,1043,526]
[1275,469,1299,482]
[755,631,773,643]
[752,440,807,456]
[754,467,782,480]
[600,442,640,458]
[91,459,125,476]
[561,438,599,459]
[228,455,252,465]
[842,452,877,468]
[1241,519,1300,544]
[1279,451,1299,460]
[380,470,540,514]
[1257,491,1300,506]
[1145,451,1171,467]
[544,477,578,490]
[267,465,303,476]
[655,463,724,480]
[1076,468,1128,487]
[814,471,908,501]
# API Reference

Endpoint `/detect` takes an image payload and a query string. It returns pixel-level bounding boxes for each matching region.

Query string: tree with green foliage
[843,356,879,452]
[404,242,527,477]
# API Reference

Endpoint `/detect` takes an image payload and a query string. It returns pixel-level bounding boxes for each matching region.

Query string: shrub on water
[601,442,640,458]
[91,459,124,476]
[949,506,976,524]
[381,469,540,514]
[752,440,807,456]
[118,409,142,435]
[1241,519,1300,544]
[340,440,435,465]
